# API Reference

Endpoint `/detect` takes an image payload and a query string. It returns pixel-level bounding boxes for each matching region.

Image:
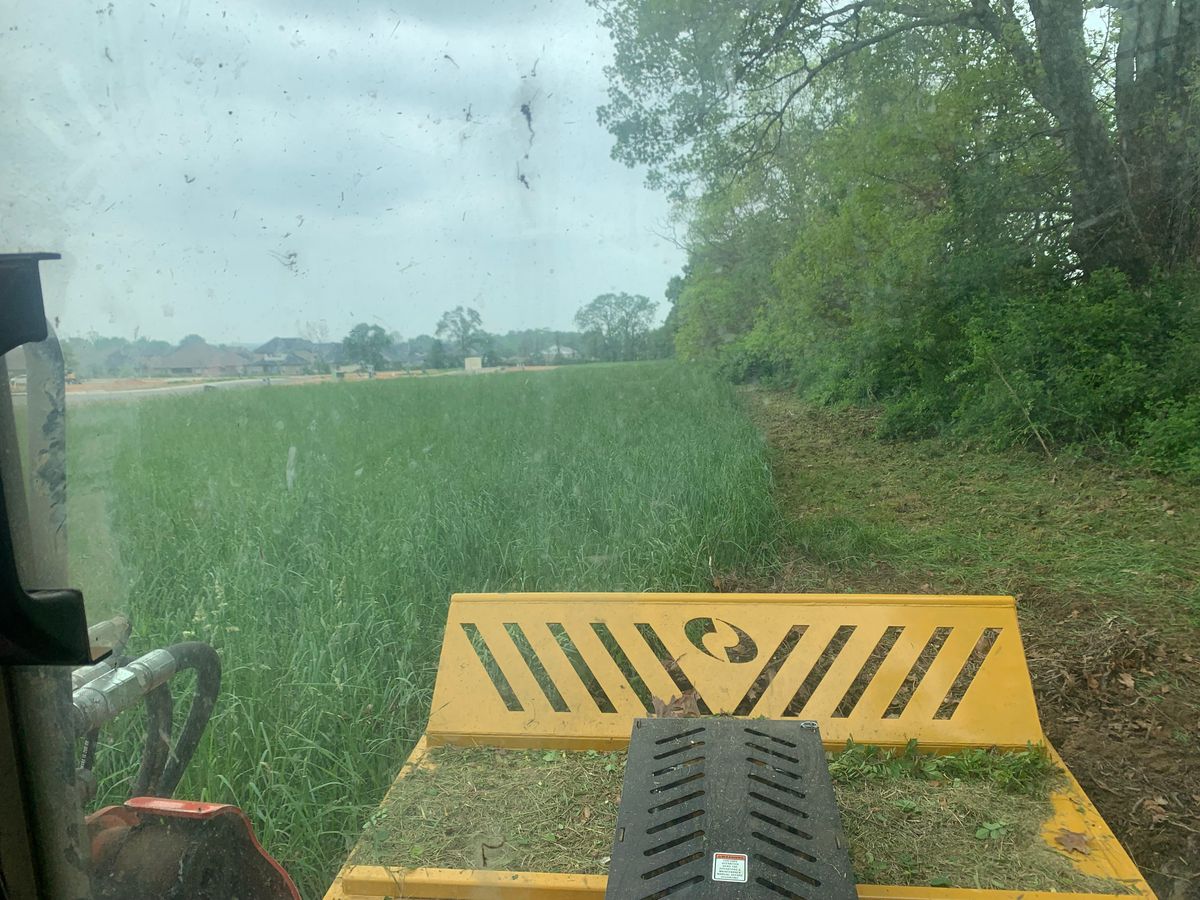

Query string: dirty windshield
[3,1,1198,898]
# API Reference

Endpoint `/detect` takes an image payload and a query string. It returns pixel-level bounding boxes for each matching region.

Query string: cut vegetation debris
[353,743,1132,894]
[356,748,624,874]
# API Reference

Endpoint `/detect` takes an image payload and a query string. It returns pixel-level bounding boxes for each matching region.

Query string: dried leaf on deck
[1054,828,1092,855]
[650,690,702,717]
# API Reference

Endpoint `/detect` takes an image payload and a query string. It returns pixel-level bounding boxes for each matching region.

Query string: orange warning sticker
[712,851,748,883]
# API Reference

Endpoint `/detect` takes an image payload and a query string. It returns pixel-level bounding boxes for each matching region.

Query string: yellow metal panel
[849,621,937,720]
[898,623,984,722]
[603,619,683,702]
[569,617,656,715]
[473,619,554,718]
[427,593,1043,749]
[521,622,595,713]
[1041,746,1150,887]
[856,888,1149,900]
[330,874,1145,900]
[328,736,1152,899]
[796,620,890,718]
[330,593,1152,899]
[341,868,605,898]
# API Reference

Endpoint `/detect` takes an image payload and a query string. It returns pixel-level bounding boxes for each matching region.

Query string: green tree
[426,339,449,369]
[342,323,392,370]
[435,306,484,354]
[575,293,658,361]
[594,0,1200,278]
[61,341,79,374]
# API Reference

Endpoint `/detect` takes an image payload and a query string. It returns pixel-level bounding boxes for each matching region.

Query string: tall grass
[67,362,780,896]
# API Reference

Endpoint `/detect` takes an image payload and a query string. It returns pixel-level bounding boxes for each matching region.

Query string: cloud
[1,0,682,344]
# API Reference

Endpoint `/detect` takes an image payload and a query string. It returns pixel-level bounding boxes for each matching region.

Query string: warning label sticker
[711,851,748,883]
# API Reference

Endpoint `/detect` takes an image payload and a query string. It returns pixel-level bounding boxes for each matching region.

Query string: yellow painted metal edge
[424,732,1045,754]
[1042,745,1151,892]
[451,591,1018,607]
[323,738,434,900]
[332,868,1145,900]
[326,735,1152,900]
[854,889,1144,900]
[342,868,605,898]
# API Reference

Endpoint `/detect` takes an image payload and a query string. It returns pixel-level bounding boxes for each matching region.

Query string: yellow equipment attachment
[326,592,1153,900]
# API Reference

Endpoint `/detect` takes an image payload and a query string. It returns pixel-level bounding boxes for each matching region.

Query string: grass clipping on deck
[354,742,1132,894]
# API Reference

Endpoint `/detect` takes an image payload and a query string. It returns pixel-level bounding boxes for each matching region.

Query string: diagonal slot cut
[746,741,799,764]
[653,756,704,776]
[640,875,705,899]
[833,625,904,718]
[747,756,801,780]
[592,622,655,714]
[759,854,821,888]
[547,623,616,713]
[644,830,705,857]
[750,790,809,818]
[641,850,705,881]
[783,625,856,717]
[648,789,705,814]
[744,726,798,748]
[646,808,704,835]
[654,726,704,745]
[504,622,569,712]
[635,623,712,714]
[755,876,808,898]
[460,623,522,712]
[734,625,807,716]
[884,626,952,718]
[653,741,705,761]
[752,830,817,863]
[650,770,705,794]
[748,772,807,799]
[751,810,813,840]
[933,627,1002,719]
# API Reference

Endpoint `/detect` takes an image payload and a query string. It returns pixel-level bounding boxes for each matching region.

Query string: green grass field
[67,362,781,897]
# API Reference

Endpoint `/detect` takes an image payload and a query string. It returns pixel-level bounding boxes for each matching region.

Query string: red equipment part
[86,797,300,900]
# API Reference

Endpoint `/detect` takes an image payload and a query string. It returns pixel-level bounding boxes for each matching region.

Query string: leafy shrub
[1133,397,1200,477]
[948,269,1196,460]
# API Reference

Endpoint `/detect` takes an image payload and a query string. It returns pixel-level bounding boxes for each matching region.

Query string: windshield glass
[4,2,1198,898]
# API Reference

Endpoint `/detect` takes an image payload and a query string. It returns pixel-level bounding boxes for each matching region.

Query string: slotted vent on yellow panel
[427,593,1042,750]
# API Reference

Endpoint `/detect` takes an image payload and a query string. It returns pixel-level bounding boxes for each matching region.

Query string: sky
[1,0,684,345]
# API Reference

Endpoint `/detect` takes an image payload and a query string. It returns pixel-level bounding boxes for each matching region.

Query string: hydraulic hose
[131,683,174,796]
[156,641,221,796]
[72,639,221,798]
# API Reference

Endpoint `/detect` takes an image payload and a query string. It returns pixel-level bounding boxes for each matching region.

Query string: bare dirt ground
[739,388,1200,899]
[39,365,559,403]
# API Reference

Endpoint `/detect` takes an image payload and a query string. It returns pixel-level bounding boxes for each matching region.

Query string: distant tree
[426,339,449,369]
[516,328,551,359]
[298,319,331,346]
[435,306,483,354]
[646,323,676,359]
[60,341,79,373]
[342,323,392,370]
[179,333,207,348]
[478,333,503,368]
[575,293,658,361]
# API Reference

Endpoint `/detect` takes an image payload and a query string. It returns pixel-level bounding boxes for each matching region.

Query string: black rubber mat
[605,718,856,899]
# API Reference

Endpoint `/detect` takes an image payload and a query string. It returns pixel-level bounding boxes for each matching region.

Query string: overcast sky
[1,0,684,345]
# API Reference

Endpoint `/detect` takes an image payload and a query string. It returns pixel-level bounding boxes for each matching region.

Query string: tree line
[594,0,1200,476]
[60,291,672,379]
[343,295,671,370]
